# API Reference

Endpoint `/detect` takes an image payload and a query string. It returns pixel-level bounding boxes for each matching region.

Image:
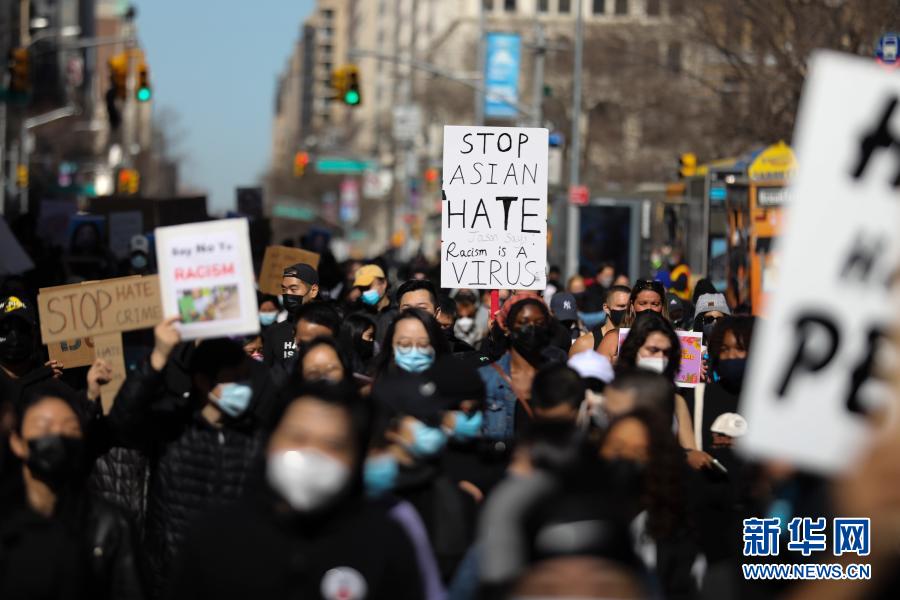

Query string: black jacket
[107,363,264,599]
[262,319,296,368]
[168,489,424,600]
[0,495,143,600]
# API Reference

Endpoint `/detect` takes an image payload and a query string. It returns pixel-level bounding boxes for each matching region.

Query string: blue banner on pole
[484,32,521,119]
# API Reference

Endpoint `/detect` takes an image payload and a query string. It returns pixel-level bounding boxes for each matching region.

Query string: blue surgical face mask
[259,311,278,327]
[452,411,483,440]
[394,347,435,373]
[209,382,253,417]
[579,310,608,329]
[364,454,399,496]
[130,252,148,270]
[361,289,382,306]
[410,421,448,457]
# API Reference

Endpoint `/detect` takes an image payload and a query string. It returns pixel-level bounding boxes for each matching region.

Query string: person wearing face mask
[169,381,425,600]
[106,318,270,599]
[261,263,319,369]
[616,312,711,471]
[582,262,616,318]
[478,298,566,444]
[372,309,450,378]
[452,290,484,348]
[256,293,281,331]
[1,382,143,600]
[569,285,632,359]
[397,279,482,360]
[353,264,397,345]
[692,292,731,347]
[0,296,70,407]
[595,280,669,364]
[368,372,477,581]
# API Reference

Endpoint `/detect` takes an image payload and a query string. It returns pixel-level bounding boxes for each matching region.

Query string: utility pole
[474,1,485,126]
[531,21,546,128]
[565,0,584,279]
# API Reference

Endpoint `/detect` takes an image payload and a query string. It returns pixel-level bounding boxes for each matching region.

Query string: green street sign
[315,157,374,174]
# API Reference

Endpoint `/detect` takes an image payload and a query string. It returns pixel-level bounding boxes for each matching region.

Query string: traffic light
[108,52,128,99]
[424,168,439,191]
[331,65,361,106]
[679,152,697,178]
[117,168,140,195]
[8,47,29,94]
[294,151,310,177]
[343,65,361,106]
[136,62,152,102]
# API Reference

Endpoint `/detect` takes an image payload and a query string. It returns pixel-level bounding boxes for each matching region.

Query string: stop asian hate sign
[441,126,548,291]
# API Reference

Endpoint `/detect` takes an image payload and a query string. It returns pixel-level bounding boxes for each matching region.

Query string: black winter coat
[107,363,264,599]
[168,489,424,600]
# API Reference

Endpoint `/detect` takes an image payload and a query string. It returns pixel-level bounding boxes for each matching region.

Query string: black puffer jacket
[107,360,264,599]
[89,447,149,535]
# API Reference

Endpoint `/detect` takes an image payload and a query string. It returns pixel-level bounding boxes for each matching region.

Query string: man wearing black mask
[262,263,319,369]
[0,296,66,406]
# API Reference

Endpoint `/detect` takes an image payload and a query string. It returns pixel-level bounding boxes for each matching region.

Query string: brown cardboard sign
[257,246,321,296]
[38,275,162,344]
[47,338,95,369]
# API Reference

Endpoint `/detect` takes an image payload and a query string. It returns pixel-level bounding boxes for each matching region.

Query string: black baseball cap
[282,263,319,286]
[0,296,36,325]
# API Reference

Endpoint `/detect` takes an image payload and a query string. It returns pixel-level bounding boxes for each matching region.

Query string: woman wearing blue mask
[372,309,450,377]
[256,293,281,330]
[365,372,478,582]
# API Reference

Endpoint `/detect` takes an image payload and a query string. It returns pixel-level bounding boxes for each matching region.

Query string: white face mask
[455,317,475,333]
[266,449,350,512]
[637,356,668,374]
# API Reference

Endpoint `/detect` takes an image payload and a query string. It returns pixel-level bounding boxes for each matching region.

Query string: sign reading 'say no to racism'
[441,126,548,290]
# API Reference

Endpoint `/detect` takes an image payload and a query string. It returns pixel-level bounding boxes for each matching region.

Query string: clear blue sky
[134,0,315,213]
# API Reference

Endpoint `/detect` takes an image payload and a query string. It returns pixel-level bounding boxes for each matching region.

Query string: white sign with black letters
[441,126,548,290]
[739,51,900,473]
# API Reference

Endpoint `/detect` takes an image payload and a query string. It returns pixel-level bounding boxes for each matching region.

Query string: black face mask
[281,294,303,316]
[355,338,375,361]
[716,358,747,393]
[608,309,627,327]
[0,324,34,365]
[510,324,550,365]
[26,435,85,491]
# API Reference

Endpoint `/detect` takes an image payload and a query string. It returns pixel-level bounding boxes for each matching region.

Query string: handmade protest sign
[155,218,259,341]
[740,52,900,474]
[39,276,161,344]
[47,338,95,368]
[94,333,126,415]
[617,328,702,388]
[258,245,321,296]
[441,126,548,290]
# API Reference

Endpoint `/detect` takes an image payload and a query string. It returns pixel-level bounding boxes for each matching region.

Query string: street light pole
[475,1,485,126]
[531,21,546,128]
[565,0,584,280]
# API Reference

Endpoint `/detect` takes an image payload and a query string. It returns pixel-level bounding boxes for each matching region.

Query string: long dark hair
[337,312,377,375]
[618,311,681,381]
[372,308,450,377]
[601,408,686,540]
[708,316,756,373]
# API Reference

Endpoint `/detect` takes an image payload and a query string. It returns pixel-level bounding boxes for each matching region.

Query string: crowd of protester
[0,233,898,600]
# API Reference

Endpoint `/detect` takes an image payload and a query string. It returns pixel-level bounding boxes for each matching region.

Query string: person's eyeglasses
[702,315,721,326]
[395,342,434,354]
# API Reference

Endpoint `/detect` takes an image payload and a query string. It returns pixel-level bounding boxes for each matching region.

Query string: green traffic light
[137,87,152,102]
[344,89,360,105]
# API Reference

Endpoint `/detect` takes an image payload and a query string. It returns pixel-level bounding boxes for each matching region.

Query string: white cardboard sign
[441,126,548,290]
[155,219,259,341]
[739,51,900,474]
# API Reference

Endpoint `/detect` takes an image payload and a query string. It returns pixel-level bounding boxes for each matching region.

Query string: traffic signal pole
[565,0,584,280]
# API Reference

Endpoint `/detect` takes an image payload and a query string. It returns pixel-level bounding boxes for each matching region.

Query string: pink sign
[617,328,703,388]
